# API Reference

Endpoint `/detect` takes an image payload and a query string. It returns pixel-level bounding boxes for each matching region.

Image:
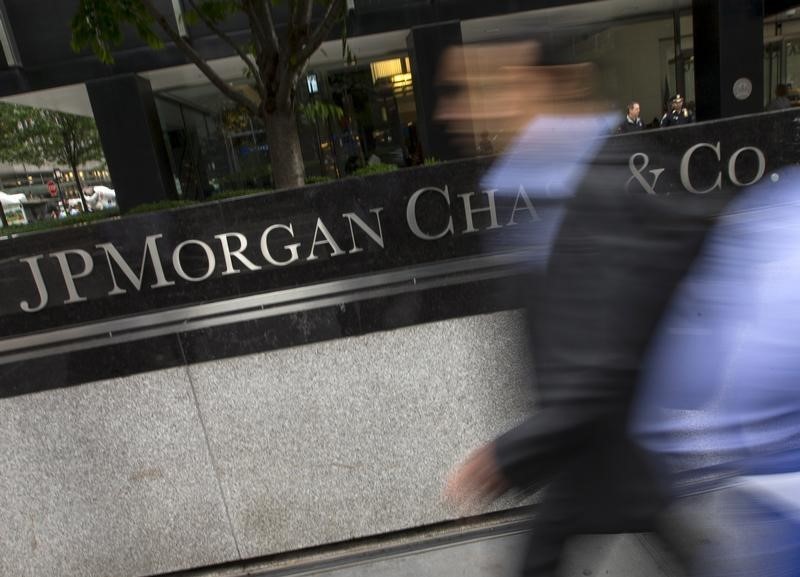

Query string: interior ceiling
[1,0,792,117]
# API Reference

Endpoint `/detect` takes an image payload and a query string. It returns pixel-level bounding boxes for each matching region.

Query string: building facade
[0,0,797,209]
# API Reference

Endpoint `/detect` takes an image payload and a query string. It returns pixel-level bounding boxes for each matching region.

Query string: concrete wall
[0,311,533,577]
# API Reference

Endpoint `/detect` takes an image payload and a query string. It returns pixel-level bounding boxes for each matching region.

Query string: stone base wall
[0,311,532,577]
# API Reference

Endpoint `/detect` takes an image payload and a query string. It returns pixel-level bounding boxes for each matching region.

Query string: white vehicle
[0,191,27,205]
[84,186,117,210]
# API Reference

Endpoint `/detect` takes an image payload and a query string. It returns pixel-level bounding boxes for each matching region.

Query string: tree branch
[239,0,266,57]
[275,66,301,111]
[241,0,279,103]
[291,0,313,42]
[296,0,345,68]
[140,0,260,115]
[275,0,345,107]
[186,0,264,93]
[247,0,279,56]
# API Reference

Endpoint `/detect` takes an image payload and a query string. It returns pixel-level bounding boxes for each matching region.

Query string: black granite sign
[0,109,797,394]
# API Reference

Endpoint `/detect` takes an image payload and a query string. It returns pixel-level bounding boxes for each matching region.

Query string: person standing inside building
[477,131,495,155]
[767,83,792,111]
[618,101,643,133]
[660,94,693,127]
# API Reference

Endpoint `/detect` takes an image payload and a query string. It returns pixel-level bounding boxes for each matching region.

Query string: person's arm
[493,404,603,489]
[444,442,509,510]
[445,402,604,510]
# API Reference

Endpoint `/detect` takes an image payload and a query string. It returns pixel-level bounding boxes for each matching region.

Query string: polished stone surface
[179,274,525,365]
[0,157,497,339]
[0,367,239,577]
[4,109,796,344]
[0,274,525,396]
[188,310,534,558]
[243,533,680,577]
[0,333,186,399]
[3,111,798,400]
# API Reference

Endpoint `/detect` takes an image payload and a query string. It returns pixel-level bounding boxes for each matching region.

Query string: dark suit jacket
[618,117,643,133]
[493,148,720,531]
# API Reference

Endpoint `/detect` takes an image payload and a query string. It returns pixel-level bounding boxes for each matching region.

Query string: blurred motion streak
[440,40,729,577]
[633,166,800,577]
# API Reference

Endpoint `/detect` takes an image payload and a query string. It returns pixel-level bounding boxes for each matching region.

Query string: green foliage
[352,163,398,177]
[71,0,162,64]
[0,103,104,174]
[305,175,335,184]
[71,0,349,189]
[219,103,254,133]
[45,110,104,171]
[0,103,46,165]
[219,155,272,190]
[2,209,120,235]
[184,0,239,26]
[298,100,344,125]
[126,199,197,215]
[424,157,441,165]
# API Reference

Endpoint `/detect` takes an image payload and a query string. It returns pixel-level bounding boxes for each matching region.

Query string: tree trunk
[0,205,8,228]
[70,163,89,213]
[264,110,305,190]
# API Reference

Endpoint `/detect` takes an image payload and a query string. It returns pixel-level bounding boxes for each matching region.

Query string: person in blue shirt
[633,166,800,577]
[440,40,714,577]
